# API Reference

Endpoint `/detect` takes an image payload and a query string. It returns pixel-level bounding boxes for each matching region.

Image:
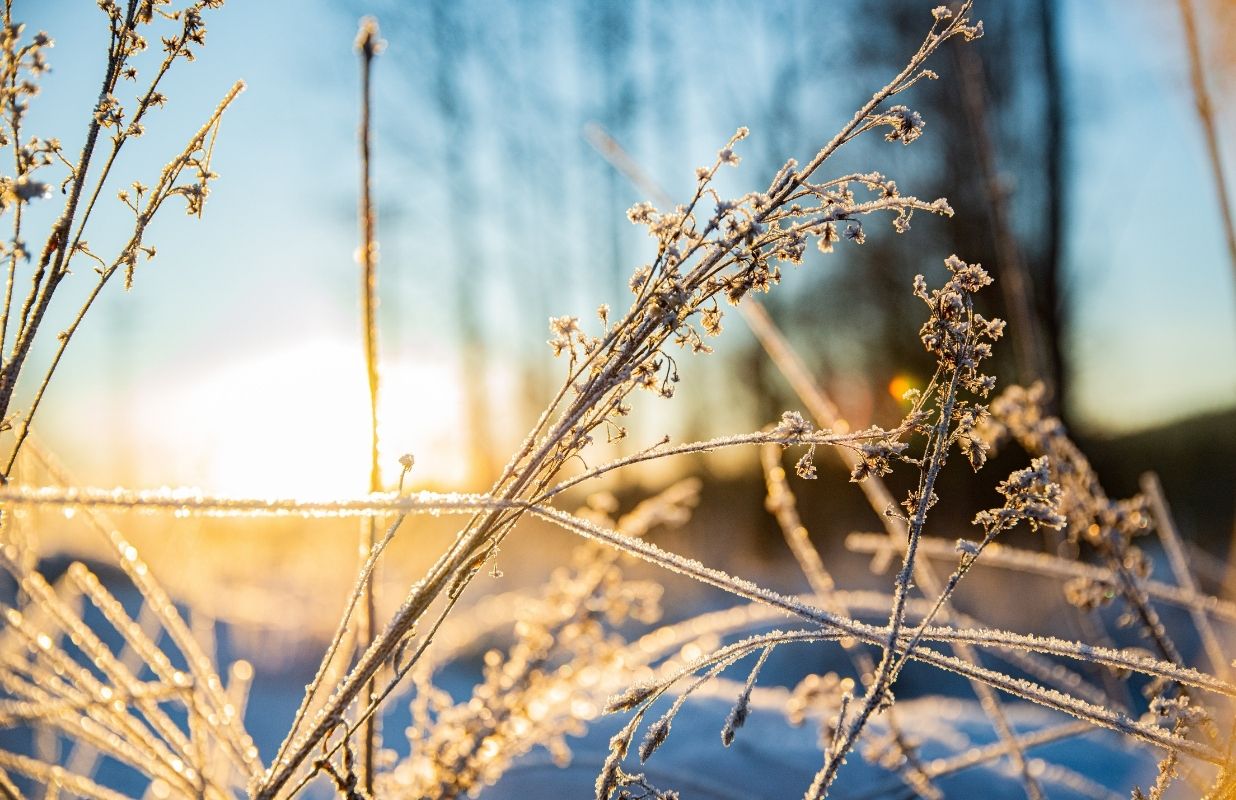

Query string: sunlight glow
[129,339,470,497]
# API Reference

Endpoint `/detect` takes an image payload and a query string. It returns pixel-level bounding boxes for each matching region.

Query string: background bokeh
[15,1,1235,509]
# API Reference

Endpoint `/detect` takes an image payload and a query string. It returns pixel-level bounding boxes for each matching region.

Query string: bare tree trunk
[1039,0,1068,419]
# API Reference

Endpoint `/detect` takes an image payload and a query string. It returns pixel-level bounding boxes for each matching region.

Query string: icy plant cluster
[1,2,1235,800]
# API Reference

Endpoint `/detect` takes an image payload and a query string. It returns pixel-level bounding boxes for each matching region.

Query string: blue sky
[12,1,1236,494]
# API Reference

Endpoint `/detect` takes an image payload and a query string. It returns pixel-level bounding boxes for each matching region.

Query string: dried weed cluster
[0,2,1233,800]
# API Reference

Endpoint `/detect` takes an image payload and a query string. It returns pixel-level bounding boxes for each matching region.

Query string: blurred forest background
[15,0,1236,575]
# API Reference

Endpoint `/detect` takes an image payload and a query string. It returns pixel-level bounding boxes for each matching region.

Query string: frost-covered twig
[0,3,238,474]
[742,267,1044,798]
[1143,472,1230,681]
[846,533,1236,626]
[18,439,262,783]
[530,505,1235,741]
[761,443,940,799]
[354,17,384,791]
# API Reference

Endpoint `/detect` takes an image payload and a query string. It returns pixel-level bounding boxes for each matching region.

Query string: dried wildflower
[849,438,908,482]
[913,255,1003,397]
[954,538,981,558]
[795,449,818,480]
[973,457,1065,533]
[900,488,938,518]
[627,201,656,225]
[815,221,839,253]
[548,315,582,357]
[787,672,853,730]
[638,717,671,762]
[953,403,991,470]
[988,382,1153,548]
[1144,694,1209,730]
[879,105,925,145]
[774,410,813,439]
[721,647,772,747]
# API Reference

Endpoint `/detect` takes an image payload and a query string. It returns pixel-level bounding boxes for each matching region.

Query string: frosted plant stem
[268,511,408,778]
[890,528,1001,679]
[22,440,261,782]
[355,16,382,794]
[1143,472,1231,682]
[64,599,163,781]
[2,82,245,479]
[993,386,1206,742]
[0,766,20,800]
[278,590,462,800]
[841,721,1093,800]
[6,567,198,770]
[743,300,1044,799]
[538,428,889,503]
[0,603,206,794]
[0,751,126,800]
[761,444,940,800]
[527,509,1229,756]
[0,10,232,472]
[846,533,1236,626]
[810,365,966,800]
[0,0,20,362]
[617,591,1109,709]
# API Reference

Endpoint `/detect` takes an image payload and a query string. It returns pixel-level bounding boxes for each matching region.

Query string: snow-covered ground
[488,682,1154,799]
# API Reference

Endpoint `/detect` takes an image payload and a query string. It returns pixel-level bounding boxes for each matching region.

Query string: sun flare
[127,339,470,498]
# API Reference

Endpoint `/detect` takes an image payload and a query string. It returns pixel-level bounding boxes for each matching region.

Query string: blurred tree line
[350,0,1233,552]
[362,1,1063,471]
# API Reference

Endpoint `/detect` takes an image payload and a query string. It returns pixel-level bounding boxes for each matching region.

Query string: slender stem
[1142,472,1230,681]
[744,299,1043,799]
[355,16,383,795]
[761,444,941,800]
[812,363,965,799]
[1176,0,1236,299]
[1,11,22,360]
[891,527,1000,678]
[0,6,209,475]
[525,505,1228,759]
[846,532,1236,625]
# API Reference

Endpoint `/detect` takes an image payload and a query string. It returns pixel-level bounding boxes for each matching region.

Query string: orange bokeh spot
[888,375,914,401]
